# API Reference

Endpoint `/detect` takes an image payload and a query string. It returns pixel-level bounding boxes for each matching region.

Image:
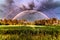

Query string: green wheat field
[0,25,60,40]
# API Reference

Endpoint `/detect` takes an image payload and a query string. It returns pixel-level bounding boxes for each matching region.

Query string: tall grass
[0,25,60,40]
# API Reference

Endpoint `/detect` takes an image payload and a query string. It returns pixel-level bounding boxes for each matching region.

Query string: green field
[0,25,60,40]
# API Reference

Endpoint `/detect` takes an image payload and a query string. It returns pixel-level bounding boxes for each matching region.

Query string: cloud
[0,0,60,19]
[36,0,60,11]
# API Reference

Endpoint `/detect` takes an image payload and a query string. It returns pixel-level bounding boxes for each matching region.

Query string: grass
[0,25,60,40]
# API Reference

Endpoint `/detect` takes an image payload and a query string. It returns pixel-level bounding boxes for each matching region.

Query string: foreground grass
[0,25,60,40]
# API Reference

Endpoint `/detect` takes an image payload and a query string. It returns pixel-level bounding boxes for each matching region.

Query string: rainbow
[13,10,49,21]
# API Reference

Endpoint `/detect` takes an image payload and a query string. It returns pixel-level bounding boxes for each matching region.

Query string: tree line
[0,18,60,25]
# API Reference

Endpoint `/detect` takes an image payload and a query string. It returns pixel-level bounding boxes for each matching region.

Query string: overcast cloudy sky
[0,0,60,19]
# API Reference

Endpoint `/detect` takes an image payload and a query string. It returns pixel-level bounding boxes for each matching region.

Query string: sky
[0,0,60,19]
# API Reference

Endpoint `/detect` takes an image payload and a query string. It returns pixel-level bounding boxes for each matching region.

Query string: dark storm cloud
[0,0,60,19]
[37,0,60,11]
